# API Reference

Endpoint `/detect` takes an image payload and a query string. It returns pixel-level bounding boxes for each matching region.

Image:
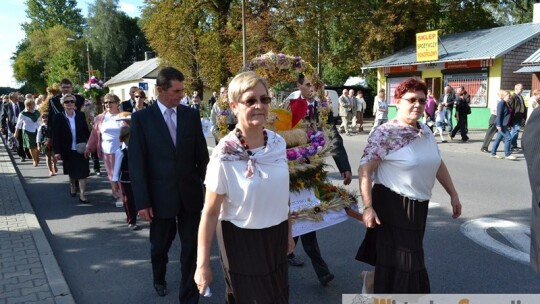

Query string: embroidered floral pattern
[361,119,425,163]
[213,130,284,178]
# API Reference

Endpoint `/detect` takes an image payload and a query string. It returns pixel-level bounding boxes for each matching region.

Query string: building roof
[363,23,540,70]
[104,57,161,86]
[515,66,540,73]
[521,48,540,65]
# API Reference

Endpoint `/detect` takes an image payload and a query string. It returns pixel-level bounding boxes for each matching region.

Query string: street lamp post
[86,41,92,78]
[68,37,92,79]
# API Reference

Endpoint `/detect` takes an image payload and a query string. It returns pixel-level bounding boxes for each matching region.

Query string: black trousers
[91,152,100,171]
[150,210,201,304]
[120,183,136,225]
[289,231,330,278]
[481,114,497,150]
[16,130,26,158]
[451,115,469,141]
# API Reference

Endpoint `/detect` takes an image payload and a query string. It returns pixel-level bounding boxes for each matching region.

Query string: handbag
[75,142,87,154]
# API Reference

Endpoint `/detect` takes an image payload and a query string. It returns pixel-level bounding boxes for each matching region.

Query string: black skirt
[217,220,289,304]
[356,183,430,294]
[62,150,90,179]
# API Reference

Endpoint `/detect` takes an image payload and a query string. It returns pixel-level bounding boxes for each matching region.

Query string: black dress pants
[481,114,497,150]
[451,115,469,141]
[290,231,330,278]
[150,210,201,304]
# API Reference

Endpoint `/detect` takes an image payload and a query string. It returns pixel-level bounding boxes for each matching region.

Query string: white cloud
[119,2,139,18]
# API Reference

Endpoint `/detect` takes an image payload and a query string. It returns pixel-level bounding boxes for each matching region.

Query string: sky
[0,0,144,88]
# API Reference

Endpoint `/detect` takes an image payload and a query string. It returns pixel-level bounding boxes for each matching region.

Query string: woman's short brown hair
[394,78,427,100]
[134,89,146,99]
[119,126,130,143]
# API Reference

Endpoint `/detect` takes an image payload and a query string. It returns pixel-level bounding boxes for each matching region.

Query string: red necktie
[308,104,314,120]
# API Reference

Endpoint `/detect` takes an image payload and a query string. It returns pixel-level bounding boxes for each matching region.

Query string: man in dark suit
[1,92,27,160]
[440,85,455,132]
[286,74,352,286]
[523,106,540,272]
[129,67,209,303]
[120,86,139,112]
[46,79,85,131]
[509,83,526,150]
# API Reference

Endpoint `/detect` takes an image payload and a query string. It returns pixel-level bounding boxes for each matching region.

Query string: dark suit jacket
[510,93,526,123]
[129,103,209,218]
[1,101,25,133]
[523,107,540,271]
[304,99,351,174]
[121,100,134,113]
[439,93,455,110]
[51,111,90,157]
[495,100,512,128]
[47,94,85,131]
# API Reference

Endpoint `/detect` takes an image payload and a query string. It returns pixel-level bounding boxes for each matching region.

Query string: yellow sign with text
[416,30,439,62]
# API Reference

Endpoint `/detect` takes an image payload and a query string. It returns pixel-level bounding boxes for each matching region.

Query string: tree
[23,0,84,35]
[13,25,81,92]
[86,0,128,81]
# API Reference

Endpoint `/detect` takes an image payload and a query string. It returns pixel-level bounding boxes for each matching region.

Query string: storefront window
[444,73,488,107]
[386,76,421,105]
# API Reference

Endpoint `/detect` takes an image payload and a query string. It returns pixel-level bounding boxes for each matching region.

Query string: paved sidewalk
[0,140,75,304]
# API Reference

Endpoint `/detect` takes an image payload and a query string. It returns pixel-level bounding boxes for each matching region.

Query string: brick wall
[501,35,540,90]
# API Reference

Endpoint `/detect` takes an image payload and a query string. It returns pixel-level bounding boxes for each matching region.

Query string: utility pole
[242,0,247,68]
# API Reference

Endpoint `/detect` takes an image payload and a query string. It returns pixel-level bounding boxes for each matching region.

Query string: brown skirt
[356,183,431,294]
[217,220,289,304]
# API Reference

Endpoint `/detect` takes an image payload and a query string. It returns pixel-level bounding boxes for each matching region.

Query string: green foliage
[87,0,128,80]
[13,25,81,92]
[23,0,84,35]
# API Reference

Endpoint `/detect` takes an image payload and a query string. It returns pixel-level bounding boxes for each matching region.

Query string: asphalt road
[17,128,540,304]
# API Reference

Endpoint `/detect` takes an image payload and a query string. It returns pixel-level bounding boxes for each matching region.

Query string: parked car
[285,89,339,118]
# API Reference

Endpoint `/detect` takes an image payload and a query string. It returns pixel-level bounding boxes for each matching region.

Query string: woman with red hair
[356,78,462,294]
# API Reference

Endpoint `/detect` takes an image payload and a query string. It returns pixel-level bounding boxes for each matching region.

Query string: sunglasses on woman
[239,96,272,107]
[401,97,427,105]
[63,100,75,104]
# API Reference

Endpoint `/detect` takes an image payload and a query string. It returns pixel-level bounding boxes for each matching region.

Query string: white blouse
[15,112,40,133]
[373,124,441,201]
[205,130,290,229]
[100,113,123,154]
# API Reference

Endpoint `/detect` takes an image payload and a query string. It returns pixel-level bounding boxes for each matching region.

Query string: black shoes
[288,256,304,267]
[319,273,335,286]
[153,283,167,297]
[481,147,489,153]
[79,198,90,204]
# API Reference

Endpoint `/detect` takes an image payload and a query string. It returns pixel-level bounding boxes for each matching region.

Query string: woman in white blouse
[356,78,462,294]
[195,71,294,303]
[85,93,125,201]
[15,98,41,166]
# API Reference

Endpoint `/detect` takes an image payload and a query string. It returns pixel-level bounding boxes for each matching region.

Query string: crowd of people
[1,68,539,303]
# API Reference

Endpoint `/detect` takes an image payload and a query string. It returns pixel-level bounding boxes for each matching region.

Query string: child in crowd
[36,112,58,176]
[112,126,140,231]
[433,103,448,143]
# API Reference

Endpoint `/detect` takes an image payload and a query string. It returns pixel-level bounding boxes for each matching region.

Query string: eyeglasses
[238,96,272,107]
[61,86,71,89]
[103,101,117,105]
[63,100,75,104]
[134,96,141,98]
[401,97,426,105]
